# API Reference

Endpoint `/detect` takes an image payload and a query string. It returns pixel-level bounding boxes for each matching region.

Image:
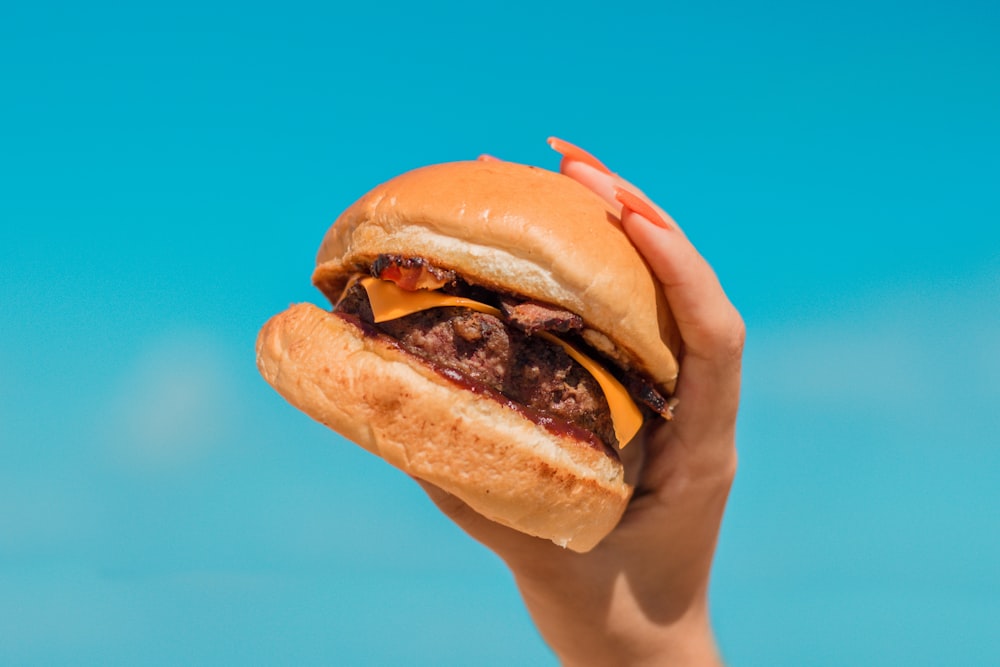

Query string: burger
[255,159,680,552]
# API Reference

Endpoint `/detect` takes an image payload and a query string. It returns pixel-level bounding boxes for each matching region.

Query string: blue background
[2,1,998,664]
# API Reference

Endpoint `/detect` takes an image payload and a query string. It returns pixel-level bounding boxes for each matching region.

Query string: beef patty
[334,283,618,448]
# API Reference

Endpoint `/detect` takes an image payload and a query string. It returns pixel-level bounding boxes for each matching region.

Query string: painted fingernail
[547,136,613,175]
[477,154,502,162]
[614,187,671,230]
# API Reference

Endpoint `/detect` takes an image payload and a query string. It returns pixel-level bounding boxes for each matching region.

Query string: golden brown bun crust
[256,303,631,552]
[313,160,679,392]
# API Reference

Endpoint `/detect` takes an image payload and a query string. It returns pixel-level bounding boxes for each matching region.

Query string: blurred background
[2,0,998,664]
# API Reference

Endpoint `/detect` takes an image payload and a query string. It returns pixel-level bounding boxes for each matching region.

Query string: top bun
[312,160,680,392]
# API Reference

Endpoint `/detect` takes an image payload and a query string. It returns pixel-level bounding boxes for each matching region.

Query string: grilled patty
[334,283,618,448]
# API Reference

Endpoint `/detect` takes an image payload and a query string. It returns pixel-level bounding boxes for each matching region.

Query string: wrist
[573,602,721,667]
[517,574,723,667]
[615,605,723,667]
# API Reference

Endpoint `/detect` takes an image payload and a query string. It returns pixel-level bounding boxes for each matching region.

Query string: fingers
[619,207,744,367]
[549,138,744,456]
[551,143,686,240]
[560,158,623,209]
[546,137,613,175]
[549,139,739,364]
[619,206,743,469]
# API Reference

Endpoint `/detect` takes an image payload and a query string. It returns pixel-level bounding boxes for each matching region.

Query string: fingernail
[614,187,671,229]
[477,154,502,162]
[547,136,613,175]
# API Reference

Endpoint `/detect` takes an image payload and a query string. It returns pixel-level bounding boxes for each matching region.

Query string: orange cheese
[361,276,503,321]
[535,330,643,448]
[359,277,642,447]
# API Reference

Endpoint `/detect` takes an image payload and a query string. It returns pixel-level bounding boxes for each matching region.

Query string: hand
[418,139,744,666]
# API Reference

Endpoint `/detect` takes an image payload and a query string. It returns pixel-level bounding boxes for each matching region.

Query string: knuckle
[712,308,746,361]
[722,447,739,483]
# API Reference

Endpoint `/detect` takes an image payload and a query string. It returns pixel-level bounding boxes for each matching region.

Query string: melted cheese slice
[359,277,642,447]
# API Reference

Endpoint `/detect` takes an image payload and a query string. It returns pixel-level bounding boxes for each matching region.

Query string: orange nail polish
[614,187,671,229]
[547,136,613,175]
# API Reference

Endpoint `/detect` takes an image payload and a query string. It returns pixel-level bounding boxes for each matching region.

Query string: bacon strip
[499,298,584,334]
[372,255,456,291]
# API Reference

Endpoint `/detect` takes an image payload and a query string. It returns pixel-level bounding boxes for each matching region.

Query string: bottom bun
[256,303,632,552]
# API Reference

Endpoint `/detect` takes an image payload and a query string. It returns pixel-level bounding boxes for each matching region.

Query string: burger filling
[330,255,670,451]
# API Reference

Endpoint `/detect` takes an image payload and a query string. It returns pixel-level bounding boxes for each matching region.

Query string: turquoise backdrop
[2,1,998,664]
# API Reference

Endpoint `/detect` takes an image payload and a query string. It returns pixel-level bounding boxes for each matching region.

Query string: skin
[417,155,744,666]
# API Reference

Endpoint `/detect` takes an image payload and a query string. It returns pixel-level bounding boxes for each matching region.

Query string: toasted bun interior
[256,303,631,552]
